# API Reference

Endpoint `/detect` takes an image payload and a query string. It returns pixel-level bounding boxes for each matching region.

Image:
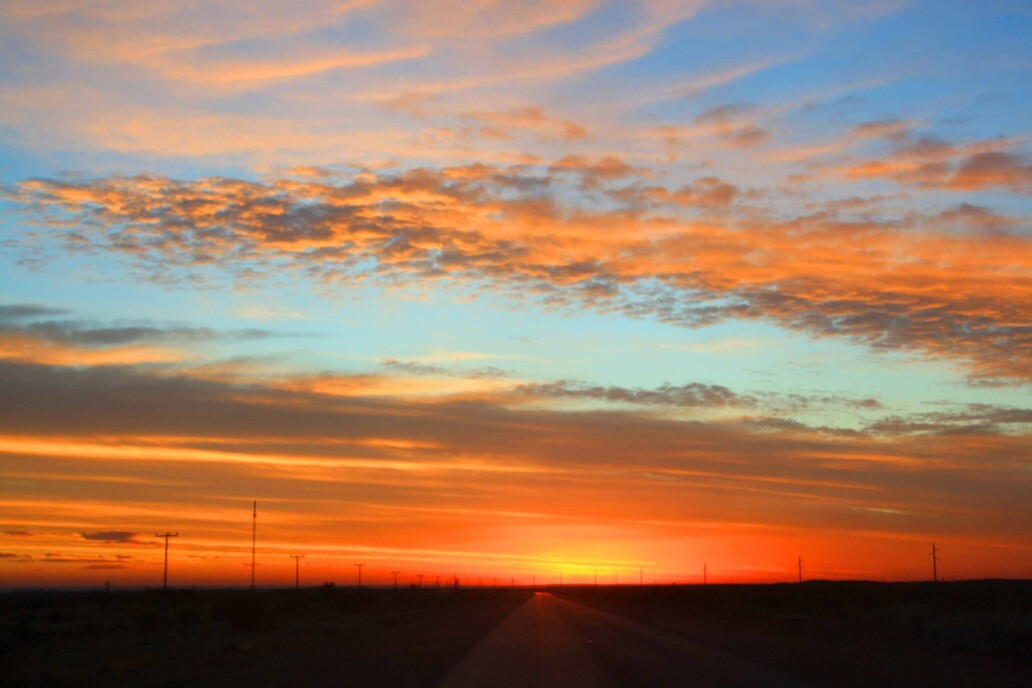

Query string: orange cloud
[0,334,185,366]
[9,163,1030,382]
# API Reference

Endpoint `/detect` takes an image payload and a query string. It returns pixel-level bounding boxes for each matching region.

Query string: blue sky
[0,0,1029,585]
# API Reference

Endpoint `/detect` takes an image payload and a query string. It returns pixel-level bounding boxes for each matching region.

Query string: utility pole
[390,571,399,589]
[930,543,940,582]
[155,532,178,590]
[354,563,365,587]
[417,574,424,588]
[797,556,803,584]
[703,563,707,585]
[250,501,257,590]
[290,554,305,590]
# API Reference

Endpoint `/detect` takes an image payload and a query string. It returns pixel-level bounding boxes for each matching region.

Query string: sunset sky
[1,0,1030,588]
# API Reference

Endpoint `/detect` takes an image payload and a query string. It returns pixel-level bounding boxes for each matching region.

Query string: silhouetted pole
[417,574,424,588]
[250,501,257,590]
[290,554,304,590]
[390,571,399,589]
[354,563,365,587]
[930,543,940,582]
[797,556,803,584]
[640,568,643,586]
[155,532,178,590]
[703,563,707,585]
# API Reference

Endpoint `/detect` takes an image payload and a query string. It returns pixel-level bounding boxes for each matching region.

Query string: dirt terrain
[554,580,1032,688]
[2,581,1030,687]
[0,587,530,687]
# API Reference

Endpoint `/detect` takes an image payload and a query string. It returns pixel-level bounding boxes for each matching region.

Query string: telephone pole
[250,501,257,590]
[390,571,399,589]
[290,554,305,590]
[797,556,803,584]
[930,543,940,582]
[354,563,365,587]
[703,563,707,585]
[155,532,178,590]
[417,574,424,588]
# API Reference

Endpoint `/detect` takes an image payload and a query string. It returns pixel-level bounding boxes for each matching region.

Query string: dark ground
[554,580,1032,688]
[2,580,1030,687]
[0,586,530,687]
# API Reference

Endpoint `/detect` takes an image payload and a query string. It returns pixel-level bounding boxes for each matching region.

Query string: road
[437,592,818,688]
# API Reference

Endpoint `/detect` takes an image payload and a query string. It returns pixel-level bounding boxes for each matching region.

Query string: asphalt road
[437,592,818,688]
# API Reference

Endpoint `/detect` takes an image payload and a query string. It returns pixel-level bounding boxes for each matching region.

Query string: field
[0,587,530,687]
[554,580,1032,687]
[2,581,1030,687]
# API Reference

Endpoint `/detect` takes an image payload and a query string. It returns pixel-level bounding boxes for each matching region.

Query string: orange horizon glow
[1,2,1030,590]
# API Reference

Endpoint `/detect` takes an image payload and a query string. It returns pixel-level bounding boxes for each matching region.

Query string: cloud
[0,355,1029,566]
[0,303,295,367]
[842,124,1032,194]
[79,531,145,544]
[866,404,1032,436]
[379,358,512,379]
[949,151,1032,192]
[516,380,756,408]
[691,102,769,147]
[7,165,1030,383]
[382,0,600,39]
[457,106,589,142]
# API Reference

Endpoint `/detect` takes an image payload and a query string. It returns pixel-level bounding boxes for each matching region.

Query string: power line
[155,532,178,590]
[354,563,365,587]
[290,554,305,590]
[250,501,257,590]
